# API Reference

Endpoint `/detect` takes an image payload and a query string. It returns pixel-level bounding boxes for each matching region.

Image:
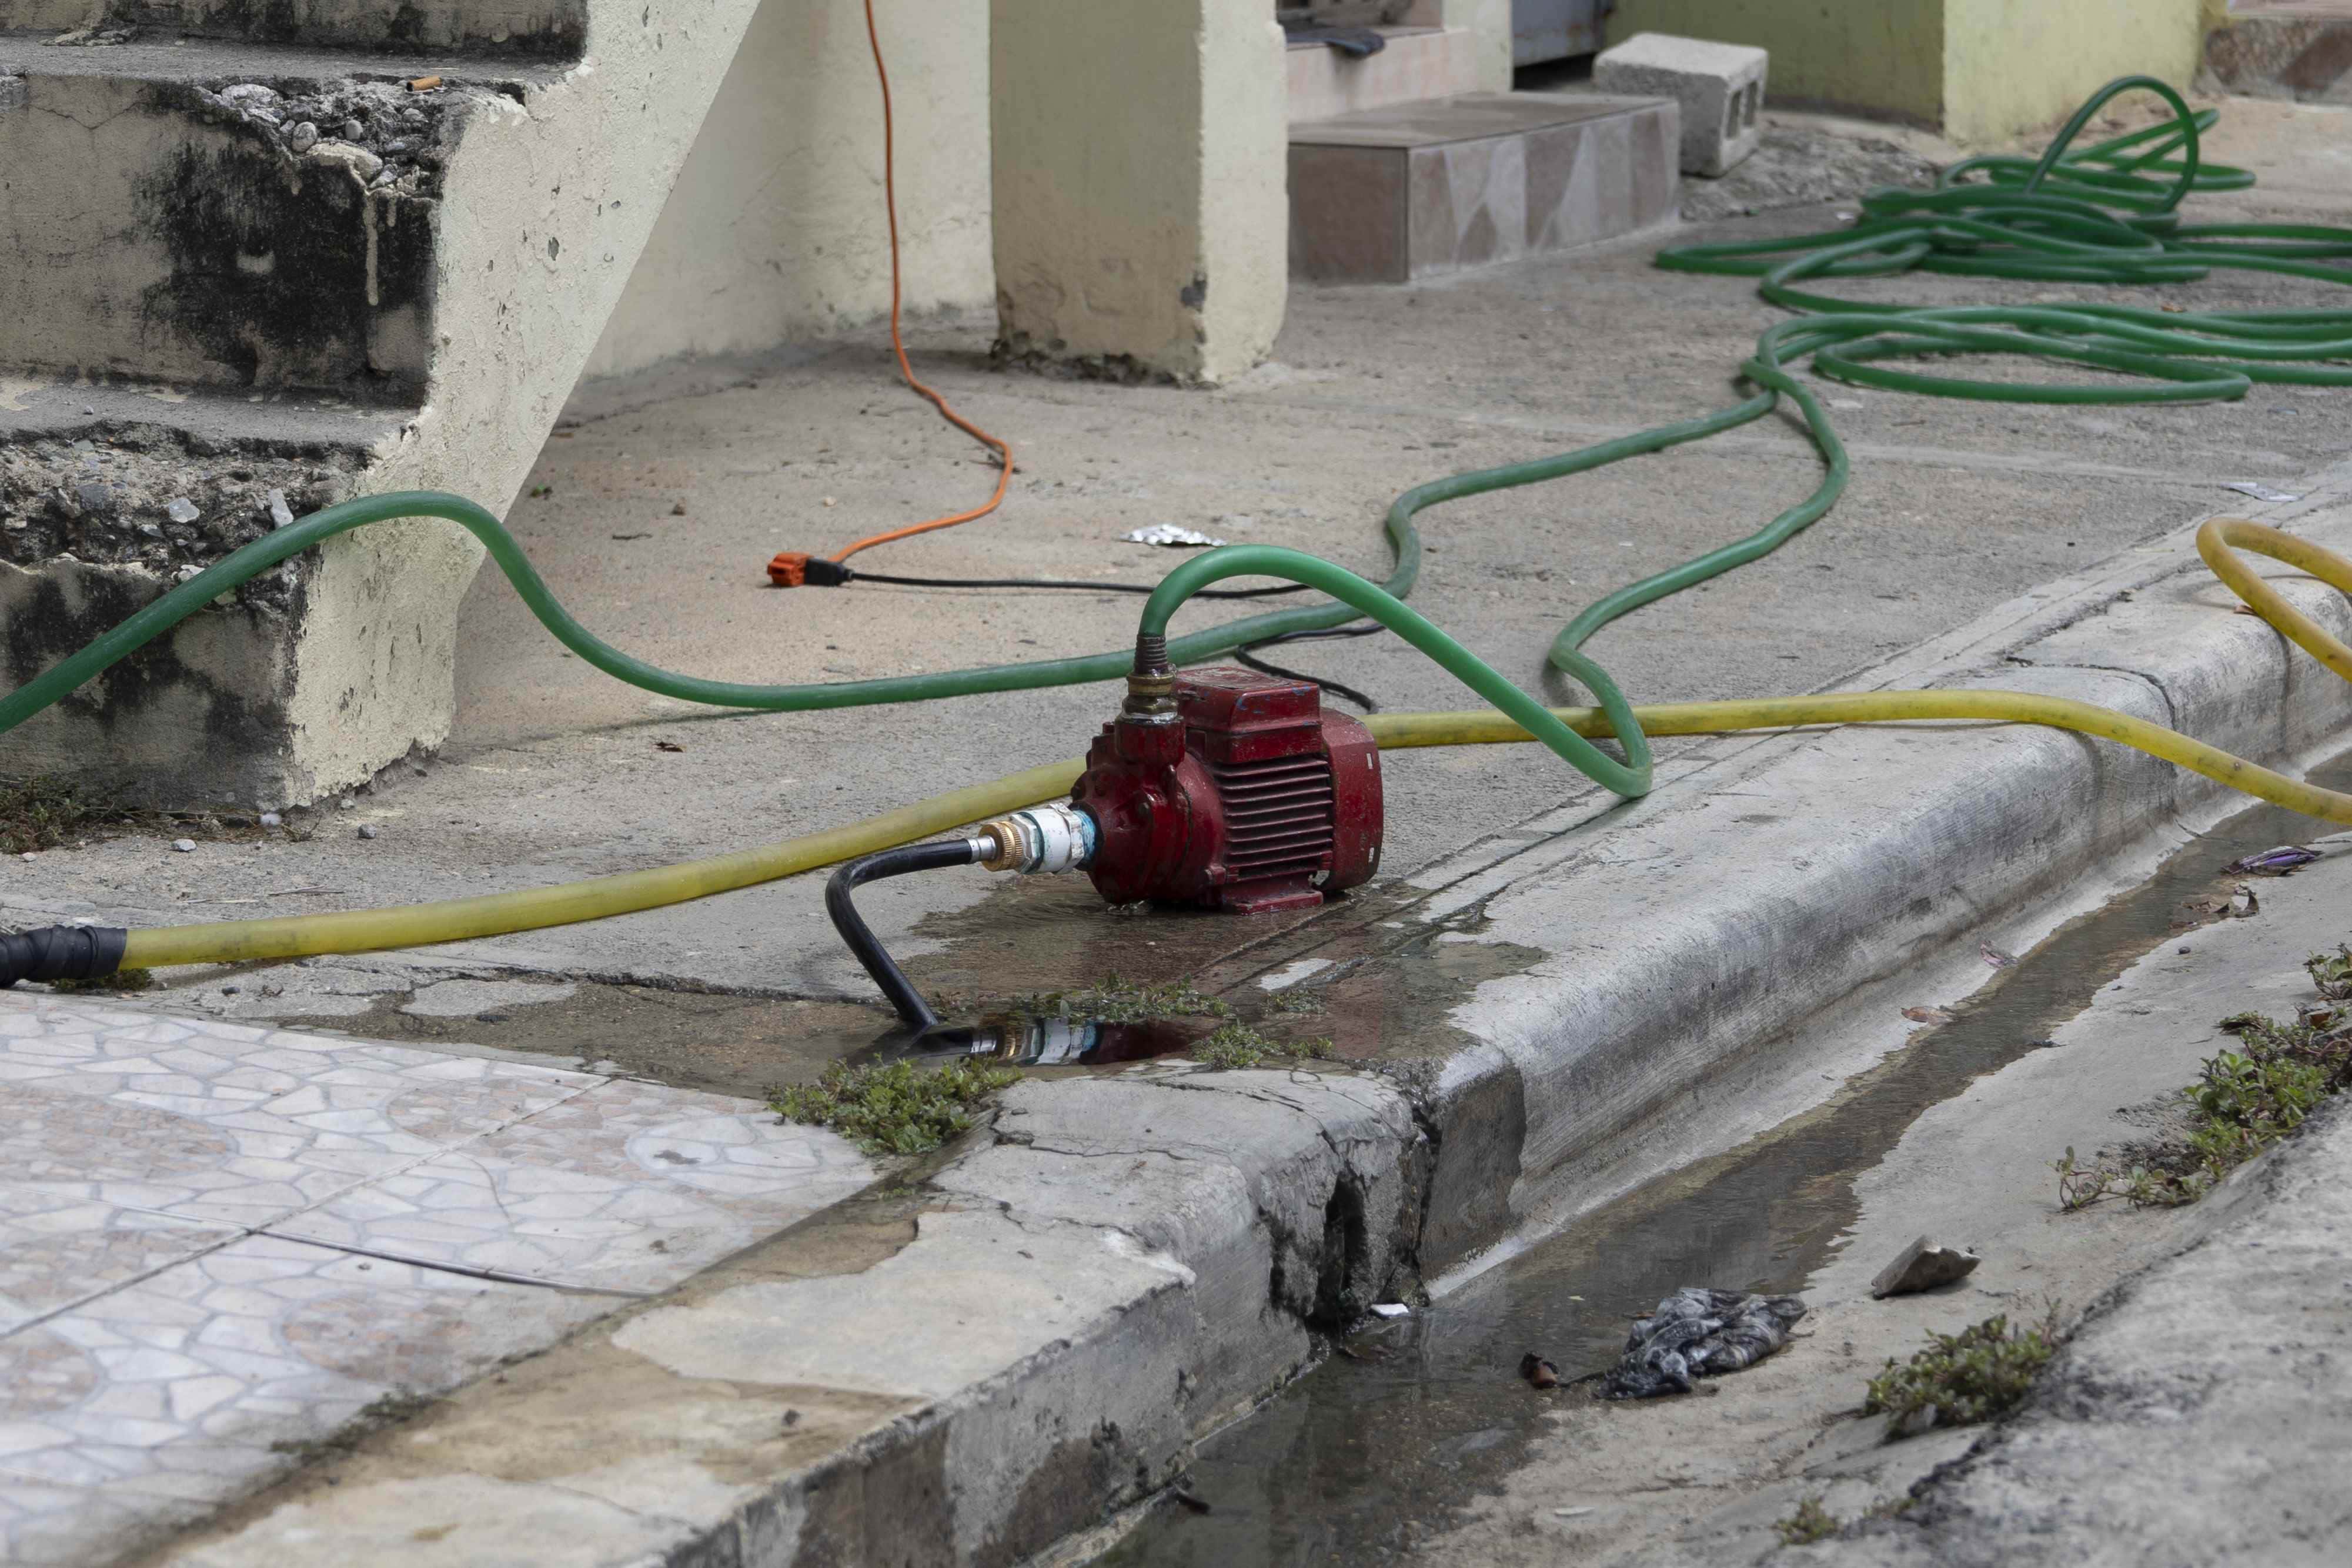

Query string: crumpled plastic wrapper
[1122,524,1226,549]
[1601,1287,1807,1399]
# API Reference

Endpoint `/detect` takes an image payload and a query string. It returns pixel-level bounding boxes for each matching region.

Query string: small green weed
[1263,987,1327,1017]
[770,1059,1021,1156]
[1191,1022,1335,1071]
[1007,975,1231,1025]
[2307,944,2352,1001]
[0,777,107,856]
[1775,1496,1839,1546]
[2057,1005,2352,1209]
[1865,1310,2059,1435]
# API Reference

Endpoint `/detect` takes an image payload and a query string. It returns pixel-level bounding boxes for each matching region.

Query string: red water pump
[828,661,1387,1033]
[1068,665,1382,912]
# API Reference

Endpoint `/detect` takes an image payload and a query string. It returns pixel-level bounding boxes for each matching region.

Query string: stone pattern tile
[1289,98,1678,283]
[0,994,874,1564]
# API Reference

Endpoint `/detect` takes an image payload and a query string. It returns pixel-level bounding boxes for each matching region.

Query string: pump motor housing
[1072,666,1382,912]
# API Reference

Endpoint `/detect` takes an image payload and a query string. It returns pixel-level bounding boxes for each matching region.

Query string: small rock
[171,838,197,853]
[259,811,283,828]
[339,795,356,809]
[1519,1352,1560,1389]
[357,824,379,840]
[165,497,200,524]
[311,141,385,183]
[82,404,96,416]
[1870,1236,1982,1298]
[175,565,203,583]
[287,121,319,153]
[73,480,115,516]
[266,488,295,528]
[340,118,364,141]
[220,83,278,107]
[137,521,163,539]
[670,501,687,516]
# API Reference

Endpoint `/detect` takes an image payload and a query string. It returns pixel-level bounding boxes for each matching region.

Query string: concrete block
[0,8,767,805]
[1289,93,1677,285]
[1592,31,1766,178]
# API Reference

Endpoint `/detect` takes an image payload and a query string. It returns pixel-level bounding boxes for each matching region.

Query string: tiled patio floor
[0,994,873,1566]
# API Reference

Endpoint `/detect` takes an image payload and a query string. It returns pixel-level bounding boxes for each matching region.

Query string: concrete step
[1288,91,1676,283]
[2204,4,2352,102]
[0,2,767,806]
[1,32,562,397]
[1287,24,1484,122]
[0,1,580,55]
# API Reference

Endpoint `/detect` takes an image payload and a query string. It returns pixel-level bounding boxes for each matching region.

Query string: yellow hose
[122,760,1084,969]
[118,519,2352,972]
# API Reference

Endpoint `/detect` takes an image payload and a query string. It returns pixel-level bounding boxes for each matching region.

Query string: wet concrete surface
[1096,749,2352,1567]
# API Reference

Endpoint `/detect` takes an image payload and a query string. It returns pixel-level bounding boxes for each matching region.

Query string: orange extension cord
[766,0,1013,589]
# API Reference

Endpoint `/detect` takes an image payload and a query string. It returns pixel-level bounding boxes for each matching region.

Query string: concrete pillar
[989,0,1286,384]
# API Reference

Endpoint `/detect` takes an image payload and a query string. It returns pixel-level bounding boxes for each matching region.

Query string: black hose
[1233,622,1387,711]
[1,925,129,988]
[824,838,982,1030]
[842,568,1308,599]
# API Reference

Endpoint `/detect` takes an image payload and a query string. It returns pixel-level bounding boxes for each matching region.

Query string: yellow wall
[1605,0,1947,126]
[1606,0,2206,144]
[1942,0,2204,144]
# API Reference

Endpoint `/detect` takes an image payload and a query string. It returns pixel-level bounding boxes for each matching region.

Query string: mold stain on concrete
[135,115,434,394]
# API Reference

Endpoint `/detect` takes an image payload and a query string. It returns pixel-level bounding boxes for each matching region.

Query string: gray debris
[171,838,197,854]
[341,118,365,141]
[1601,1288,1807,1399]
[356,824,380,840]
[1871,1236,1983,1298]
[165,497,200,524]
[267,489,295,529]
[286,121,319,154]
[258,812,283,828]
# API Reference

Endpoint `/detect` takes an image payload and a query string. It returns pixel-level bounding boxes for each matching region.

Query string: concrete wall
[582,0,993,379]
[1605,0,1946,127]
[1604,0,2205,142]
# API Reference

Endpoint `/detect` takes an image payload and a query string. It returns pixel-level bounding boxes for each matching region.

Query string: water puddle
[1098,751,2352,1566]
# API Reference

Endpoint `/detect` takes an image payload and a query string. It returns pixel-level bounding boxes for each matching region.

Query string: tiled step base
[1289,92,1678,283]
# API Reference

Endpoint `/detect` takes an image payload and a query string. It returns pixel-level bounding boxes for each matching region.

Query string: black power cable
[824,838,983,1030]
[1233,623,1387,713]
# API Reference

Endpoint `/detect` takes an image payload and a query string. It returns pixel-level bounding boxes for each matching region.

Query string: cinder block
[1592,32,1766,178]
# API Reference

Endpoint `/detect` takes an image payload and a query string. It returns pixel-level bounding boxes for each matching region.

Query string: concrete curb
[159,464,2352,1566]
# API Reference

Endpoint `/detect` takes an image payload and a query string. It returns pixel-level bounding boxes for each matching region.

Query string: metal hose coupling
[1,925,129,988]
[978,802,1098,874]
[1123,631,1177,721]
